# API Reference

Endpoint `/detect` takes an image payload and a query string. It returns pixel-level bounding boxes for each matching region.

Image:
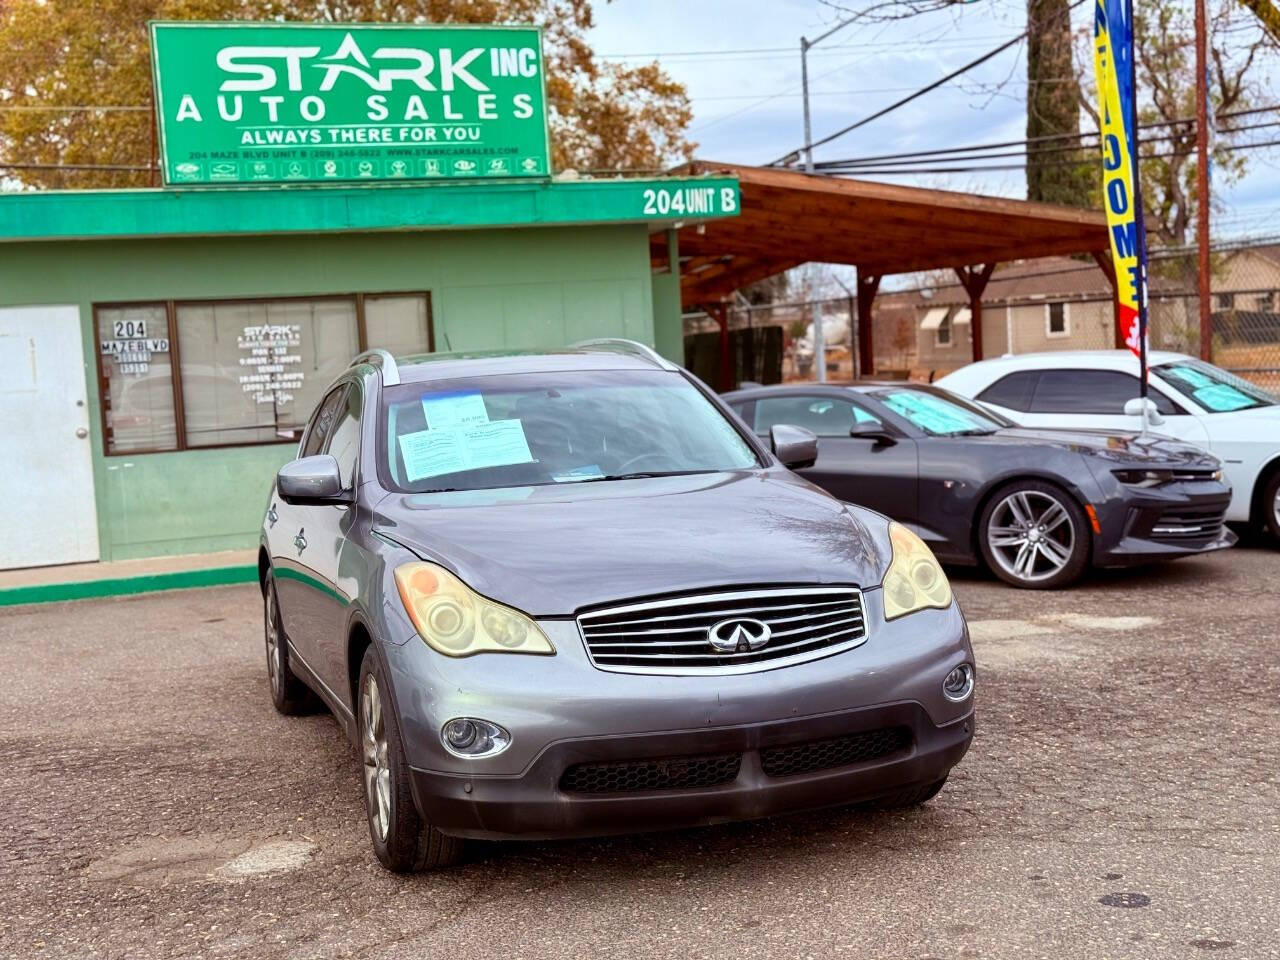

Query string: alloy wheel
[361,674,392,843]
[264,588,281,697]
[1273,486,1280,530]
[986,490,1076,583]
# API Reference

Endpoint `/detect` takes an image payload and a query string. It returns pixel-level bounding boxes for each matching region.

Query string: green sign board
[149,21,551,186]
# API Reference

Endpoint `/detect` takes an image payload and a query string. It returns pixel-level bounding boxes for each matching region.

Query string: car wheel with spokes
[263,569,314,715]
[978,480,1090,589]
[357,647,464,872]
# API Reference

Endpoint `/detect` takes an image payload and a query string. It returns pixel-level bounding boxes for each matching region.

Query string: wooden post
[1091,250,1124,349]
[856,270,880,378]
[954,263,996,363]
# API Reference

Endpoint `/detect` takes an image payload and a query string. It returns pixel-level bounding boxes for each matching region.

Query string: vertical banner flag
[1092,0,1150,379]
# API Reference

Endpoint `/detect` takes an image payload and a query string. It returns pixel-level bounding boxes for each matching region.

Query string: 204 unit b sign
[149,22,551,186]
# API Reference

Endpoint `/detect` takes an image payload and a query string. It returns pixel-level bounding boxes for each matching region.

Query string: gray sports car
[724,381,1236,589]
[259,341,974,871]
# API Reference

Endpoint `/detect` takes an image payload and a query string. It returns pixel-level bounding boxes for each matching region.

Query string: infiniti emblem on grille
[707,617,772,653]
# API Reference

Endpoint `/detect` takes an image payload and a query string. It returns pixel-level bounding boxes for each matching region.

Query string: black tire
[870,776,948,809]
[357,647,464,872]
[977,479,1091,589]
[263,570,313,715]
[1260,469,1280,545]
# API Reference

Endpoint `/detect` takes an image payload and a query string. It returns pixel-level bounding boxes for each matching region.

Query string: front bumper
[409,700,973,841]
[377,591,975,841]
[1095,483,1237,566]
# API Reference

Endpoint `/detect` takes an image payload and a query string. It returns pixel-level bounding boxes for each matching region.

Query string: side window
[976,371,1039,412]
[301,386,348,458]
[753,395,882,437]
[1030,370,1178,415]
[324,386,363,490]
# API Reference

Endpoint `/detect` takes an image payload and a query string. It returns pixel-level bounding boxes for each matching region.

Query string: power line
[822,136,1280,177]
[766,0,1090,166]
[812,105,1280,169]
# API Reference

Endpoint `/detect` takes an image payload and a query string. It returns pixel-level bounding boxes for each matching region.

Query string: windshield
[379,369,760,493]
[1154,359,1277,412]
[873,386,1010,436]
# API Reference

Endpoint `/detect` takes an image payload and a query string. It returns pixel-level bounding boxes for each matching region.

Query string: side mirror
[848,421,897,446]
[770,424,819,470]
[277,454,350,505]
[1123,397,1166,428]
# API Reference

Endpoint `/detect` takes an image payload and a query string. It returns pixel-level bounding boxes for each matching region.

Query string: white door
[0,306,100,569]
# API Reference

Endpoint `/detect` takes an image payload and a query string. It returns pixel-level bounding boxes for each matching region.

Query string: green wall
[0,225,656,561]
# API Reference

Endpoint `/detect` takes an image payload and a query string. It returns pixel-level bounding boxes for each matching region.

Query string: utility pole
[1195,0,1212,360]
[799,15,860,382]
[801,36,826,381]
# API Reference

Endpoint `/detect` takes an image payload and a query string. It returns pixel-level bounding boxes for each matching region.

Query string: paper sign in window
[398,419,534,482]
[422,391,490,429]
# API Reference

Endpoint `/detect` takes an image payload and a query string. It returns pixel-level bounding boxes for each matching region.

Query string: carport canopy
[652,161,1113,380]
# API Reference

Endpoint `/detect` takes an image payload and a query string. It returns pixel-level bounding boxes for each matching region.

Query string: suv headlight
[394,561,555,657]
[882,522,952,621]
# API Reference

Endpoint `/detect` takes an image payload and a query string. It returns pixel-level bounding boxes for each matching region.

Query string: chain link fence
[685,237,1280,392]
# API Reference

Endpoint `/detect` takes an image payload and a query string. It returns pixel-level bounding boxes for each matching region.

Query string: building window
[95,303,178,454]
[1256,291,1275,313]
[1215,292,1235,310]
[1046,302,1070,338]
[935,315,953,348]
[94,292,431,455]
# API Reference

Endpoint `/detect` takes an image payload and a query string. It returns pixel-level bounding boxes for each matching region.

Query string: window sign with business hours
[149,21,551,186]
[238,324,304,406]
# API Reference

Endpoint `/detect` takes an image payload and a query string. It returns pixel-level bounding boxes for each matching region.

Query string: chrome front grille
[576,586,868,675]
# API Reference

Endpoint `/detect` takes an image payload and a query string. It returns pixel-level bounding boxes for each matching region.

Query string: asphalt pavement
[2,544,1278,959]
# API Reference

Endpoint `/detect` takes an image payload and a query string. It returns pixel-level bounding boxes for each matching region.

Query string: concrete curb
[0,565,257,607]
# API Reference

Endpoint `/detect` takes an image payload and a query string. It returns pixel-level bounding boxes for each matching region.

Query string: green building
[0,175,737,570]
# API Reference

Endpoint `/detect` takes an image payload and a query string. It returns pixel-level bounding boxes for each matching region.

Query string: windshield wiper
[575,469,718,483]
[947,428,998,437]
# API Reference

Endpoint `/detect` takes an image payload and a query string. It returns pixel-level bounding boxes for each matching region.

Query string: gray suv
[259,341,975,871]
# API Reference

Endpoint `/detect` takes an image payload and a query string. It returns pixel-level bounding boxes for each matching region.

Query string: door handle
[293,528,307,554]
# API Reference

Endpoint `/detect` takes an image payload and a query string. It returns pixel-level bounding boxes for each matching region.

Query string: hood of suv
[372,470,890,617]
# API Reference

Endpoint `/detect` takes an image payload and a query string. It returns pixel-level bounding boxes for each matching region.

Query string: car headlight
[394,561,555,657]
[882,522,952,621]
[1112,468,1175,487]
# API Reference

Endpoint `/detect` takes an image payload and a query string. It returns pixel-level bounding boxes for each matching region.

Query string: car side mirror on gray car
[277,455,351,506]
[848,421,897,446]
[769,424,819,470]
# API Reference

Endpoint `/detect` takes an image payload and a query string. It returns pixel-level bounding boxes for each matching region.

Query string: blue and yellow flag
[1093,0,1148,362]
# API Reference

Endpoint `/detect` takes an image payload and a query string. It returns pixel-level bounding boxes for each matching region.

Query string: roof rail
[569,338,678,371]
[351,348,401,386]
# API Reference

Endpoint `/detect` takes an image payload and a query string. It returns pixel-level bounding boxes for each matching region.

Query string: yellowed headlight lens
[882,522,952,620]
[394,562,554,657]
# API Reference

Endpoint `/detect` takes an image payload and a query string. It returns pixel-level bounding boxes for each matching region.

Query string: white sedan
[937,350,1280,542]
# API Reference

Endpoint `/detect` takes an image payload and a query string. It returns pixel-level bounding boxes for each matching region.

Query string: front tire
[978,480,1090,589]
[358,647,464,872]
[263,570,313,715]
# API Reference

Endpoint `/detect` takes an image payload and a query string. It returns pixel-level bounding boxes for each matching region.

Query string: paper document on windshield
[399,419,534,482]
[422,391,490,429]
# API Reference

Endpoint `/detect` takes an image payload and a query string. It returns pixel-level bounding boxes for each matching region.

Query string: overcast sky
[587,0,1280,241]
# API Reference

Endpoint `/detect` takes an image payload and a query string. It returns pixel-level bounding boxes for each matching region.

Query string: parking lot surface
[2,545,1278,960]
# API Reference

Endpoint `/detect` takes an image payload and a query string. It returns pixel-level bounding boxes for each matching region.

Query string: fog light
[943,663,975,702]
[441,718,510,758]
